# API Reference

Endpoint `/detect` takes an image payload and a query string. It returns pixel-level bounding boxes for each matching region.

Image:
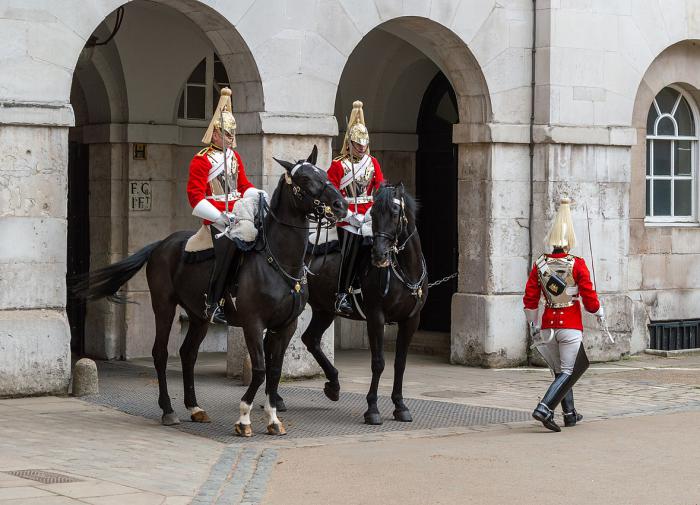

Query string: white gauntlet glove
[524,308,540,339]
[594,306,606,327]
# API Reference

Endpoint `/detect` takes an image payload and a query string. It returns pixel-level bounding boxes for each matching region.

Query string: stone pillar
[0,103,74,396]
[450,125,532,367]
[449,122,638,366]
[532,126,637,361]
[223,113,337,378]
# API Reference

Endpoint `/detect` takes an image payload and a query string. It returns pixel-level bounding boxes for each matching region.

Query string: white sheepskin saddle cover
[185,195,260,252]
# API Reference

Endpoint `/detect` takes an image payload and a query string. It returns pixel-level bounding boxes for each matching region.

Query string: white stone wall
[6,0,700,395]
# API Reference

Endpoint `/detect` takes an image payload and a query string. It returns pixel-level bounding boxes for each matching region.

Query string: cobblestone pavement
[0,350,698,504]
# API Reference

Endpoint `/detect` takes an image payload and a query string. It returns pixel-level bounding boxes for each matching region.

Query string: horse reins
[377,195,427,315]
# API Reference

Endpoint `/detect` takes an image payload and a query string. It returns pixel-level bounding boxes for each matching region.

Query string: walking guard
[187,87,266,322]
[523,197,606,432]
[327,100,385,315]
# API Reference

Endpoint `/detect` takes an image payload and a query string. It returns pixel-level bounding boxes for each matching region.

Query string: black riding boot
[335,230,361,315]
[205,227,238,322]
[533,345,589,432]
[561,387,583,427]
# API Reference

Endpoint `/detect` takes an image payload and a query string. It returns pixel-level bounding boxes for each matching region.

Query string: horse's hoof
[267,422,287,436]
[324,382,340,401]
[161,413,180,426]
[364,411,383,425]
[234,423,253,437]
[393,409,413,422]
[190,410,211,423]
[275,399,287,412]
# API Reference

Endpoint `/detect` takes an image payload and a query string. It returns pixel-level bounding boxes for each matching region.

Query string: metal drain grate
[3,470,82,484]
[84,361,531,443]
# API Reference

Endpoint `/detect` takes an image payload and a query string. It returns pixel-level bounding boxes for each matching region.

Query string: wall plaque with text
[129,180,152,211]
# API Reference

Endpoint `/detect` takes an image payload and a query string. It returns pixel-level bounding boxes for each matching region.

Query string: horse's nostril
[333,200,344,210]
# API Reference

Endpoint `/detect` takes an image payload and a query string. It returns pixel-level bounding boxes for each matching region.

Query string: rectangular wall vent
[648,320,700,351]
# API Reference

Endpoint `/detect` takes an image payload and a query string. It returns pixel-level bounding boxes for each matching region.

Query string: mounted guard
[327,100,384,315]
[523,197,606,432]
[186,87,266,322]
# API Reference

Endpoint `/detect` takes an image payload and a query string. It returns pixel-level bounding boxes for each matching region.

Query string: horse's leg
[262,333,286,413]
[235,322,265,437]
[264,321,297,435]
[151,299,178,426]
[364,313,386,425]
[179,317,211,423]
[301,309,340,401]
[391,313,420,422]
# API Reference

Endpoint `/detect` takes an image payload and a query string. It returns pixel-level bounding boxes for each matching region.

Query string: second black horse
[301,183,428,424]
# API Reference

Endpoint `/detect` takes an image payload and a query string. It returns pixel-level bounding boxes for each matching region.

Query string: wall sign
[129,180,151,211]
[133,143,147,160]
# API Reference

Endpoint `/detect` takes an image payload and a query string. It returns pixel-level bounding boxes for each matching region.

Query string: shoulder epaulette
[196,146,211,157]
[333,155,345,162]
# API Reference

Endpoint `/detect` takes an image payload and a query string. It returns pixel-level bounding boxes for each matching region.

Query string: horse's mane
[374,184,418,222]
[268,173,288,211]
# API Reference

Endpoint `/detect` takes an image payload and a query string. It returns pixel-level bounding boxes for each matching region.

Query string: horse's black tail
[69,241,162,302]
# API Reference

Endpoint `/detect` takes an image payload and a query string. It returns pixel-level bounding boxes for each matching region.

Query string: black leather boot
[205,227,238,322]
[561,388,583,427]
[532,345,589,432]
[335,230,360,315]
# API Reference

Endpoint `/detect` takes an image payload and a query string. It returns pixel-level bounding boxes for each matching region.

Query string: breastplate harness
[535,254,579,308]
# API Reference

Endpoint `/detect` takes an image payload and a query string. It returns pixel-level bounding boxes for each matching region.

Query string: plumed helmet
[341,100,370,157]
[202,87,237,147]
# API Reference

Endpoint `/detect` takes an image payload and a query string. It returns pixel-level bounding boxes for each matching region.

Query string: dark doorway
[67,142,90,355]
[415,72,458,332]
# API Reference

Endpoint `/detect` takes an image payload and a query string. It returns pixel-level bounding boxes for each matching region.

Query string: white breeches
[535,328,583,375]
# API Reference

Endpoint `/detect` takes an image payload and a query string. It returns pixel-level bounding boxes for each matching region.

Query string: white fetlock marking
[238,401,252,425]
[264,396,280,426]
[189,406,204,415]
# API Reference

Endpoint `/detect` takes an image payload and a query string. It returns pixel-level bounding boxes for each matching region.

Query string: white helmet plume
[546,197,577,250]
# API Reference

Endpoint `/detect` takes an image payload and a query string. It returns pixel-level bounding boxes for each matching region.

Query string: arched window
[177,54,230,121]
[646,86,697,222]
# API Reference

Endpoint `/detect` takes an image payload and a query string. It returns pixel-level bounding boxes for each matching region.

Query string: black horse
[72,146,347,436]
[300,183,428,424]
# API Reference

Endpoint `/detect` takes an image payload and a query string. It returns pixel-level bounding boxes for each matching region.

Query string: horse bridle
[374,191,427,302]
[374,196,410,254]
[285,162,339,224]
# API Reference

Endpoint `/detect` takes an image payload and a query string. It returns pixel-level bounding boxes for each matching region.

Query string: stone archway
[332,17,504,363]
[67,0,264,360]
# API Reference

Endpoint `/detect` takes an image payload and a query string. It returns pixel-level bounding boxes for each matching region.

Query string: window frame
[645,85,699,226]
[176,53,229,126]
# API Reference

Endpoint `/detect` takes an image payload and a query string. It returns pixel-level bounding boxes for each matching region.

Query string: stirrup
[335,293,353,315]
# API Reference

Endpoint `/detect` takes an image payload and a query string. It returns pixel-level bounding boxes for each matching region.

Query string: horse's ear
[397,181,405,196]
[273,157,295,172]
[307,145,318,165]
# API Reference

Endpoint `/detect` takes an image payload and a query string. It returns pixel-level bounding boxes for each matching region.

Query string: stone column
[449,122,638,366]
[450,123,532,367]
[532,126,637,361]
[0,103,74,396]
[224,113,338,378]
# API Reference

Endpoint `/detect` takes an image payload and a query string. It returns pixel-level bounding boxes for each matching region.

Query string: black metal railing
[648,320,700,350]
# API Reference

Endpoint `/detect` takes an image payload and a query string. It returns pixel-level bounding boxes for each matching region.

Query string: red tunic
[327,155,384,216]
[186,148,254,224]
[523,253,600,331]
